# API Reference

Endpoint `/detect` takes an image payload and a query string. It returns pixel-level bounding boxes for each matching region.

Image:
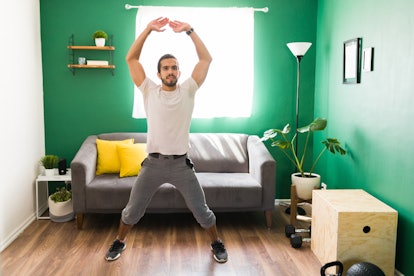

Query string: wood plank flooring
[1,204,321,276]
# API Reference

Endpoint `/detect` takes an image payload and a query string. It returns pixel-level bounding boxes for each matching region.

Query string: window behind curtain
[132,6,254,118]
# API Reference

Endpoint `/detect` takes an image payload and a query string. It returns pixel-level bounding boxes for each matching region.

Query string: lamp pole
[294,55,303,157]
[287,42,312,158]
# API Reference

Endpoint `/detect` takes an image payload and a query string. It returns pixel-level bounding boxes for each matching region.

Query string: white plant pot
[95,38,106,46]
[48,197,74,222]
[44,169,55,176]
[291,172,321,200]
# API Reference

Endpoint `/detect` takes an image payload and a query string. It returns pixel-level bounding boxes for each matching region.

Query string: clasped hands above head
[149,17,191,33]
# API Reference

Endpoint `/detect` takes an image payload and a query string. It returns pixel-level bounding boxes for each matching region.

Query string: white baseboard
[0,214,35,252]
[275,198,291,205]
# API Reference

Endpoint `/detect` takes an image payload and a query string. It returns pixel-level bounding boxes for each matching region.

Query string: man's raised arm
[169,20,212,87]
[126,17,169,87]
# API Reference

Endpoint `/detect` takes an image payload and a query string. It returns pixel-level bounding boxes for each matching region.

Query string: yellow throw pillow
[96,138,134,175]
[117,143,147,177]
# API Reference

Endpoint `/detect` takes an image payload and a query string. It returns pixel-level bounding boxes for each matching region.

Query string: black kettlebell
[321,261,385,276]
[321,261,343,276]
[346,262,385,276]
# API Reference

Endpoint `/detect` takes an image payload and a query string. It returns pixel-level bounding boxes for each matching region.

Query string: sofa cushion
[86,174,134,210]
[117,143,147,177]
[95,138,134,175]
[86,175,177,211]
[96,133,250,174]
[197,172,262,208]
[188,133,249,173]
[85,172,262,212]
[98,133,147,143]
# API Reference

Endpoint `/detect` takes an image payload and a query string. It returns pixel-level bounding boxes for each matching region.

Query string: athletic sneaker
[211,240,228,263]
[105,239,126,261]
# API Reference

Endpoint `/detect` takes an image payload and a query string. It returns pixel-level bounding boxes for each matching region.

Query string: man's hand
[168,20,191,33]
[148,17,170,32]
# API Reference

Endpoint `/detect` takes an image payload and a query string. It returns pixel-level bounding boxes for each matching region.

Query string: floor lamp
[286,42,312,155]
[285,42,312,215]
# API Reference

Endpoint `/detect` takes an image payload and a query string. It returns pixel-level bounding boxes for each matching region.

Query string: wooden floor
[1,204,322,276]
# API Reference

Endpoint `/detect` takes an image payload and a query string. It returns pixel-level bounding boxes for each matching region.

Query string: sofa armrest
[247,135,276,211]
[70,135,98,213]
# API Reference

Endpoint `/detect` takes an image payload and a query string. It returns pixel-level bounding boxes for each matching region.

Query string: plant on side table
[48,187,74,222]
[261,117,346,199]
[40,155,59,176]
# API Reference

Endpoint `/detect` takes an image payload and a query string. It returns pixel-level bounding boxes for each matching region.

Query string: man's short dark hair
[157,54,178,73]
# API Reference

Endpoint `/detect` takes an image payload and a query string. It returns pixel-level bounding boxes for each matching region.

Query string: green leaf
[50,187,72,203]
[310,118,327,131]
[298,118,327,133]
[272,140,291,149]
[40,155,59,169]
[282,124,291,134]
[322,138,346,155]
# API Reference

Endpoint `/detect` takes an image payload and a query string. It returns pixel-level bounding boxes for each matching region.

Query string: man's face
[158,58,180,89]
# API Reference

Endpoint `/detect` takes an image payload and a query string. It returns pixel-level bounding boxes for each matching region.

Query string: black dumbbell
[290,234,311,248]
[285,224,311,238]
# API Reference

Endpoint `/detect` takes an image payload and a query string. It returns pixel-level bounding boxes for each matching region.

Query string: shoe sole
[105,253,121,261]
[213,254,228,263]
[105,244,126,261]
[211,247,228,263]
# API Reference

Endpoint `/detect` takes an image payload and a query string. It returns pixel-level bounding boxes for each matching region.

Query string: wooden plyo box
[311,189,397,275]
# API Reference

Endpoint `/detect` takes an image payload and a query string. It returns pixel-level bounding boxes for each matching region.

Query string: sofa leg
[76,213,84,230]
[265,210,272,229]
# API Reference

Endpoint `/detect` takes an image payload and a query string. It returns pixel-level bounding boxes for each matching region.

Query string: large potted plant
[48,187,74,222]
[40,155,59,176]
[261,118,346,199]
[92,30,108,47]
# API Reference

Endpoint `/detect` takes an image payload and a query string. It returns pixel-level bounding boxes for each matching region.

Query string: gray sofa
[71,133,276,229]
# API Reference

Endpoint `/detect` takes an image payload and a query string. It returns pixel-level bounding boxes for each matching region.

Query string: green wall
[40,0,317,199]
[314,0,414,274]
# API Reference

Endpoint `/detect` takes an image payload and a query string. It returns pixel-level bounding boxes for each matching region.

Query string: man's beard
[162,75,178,87]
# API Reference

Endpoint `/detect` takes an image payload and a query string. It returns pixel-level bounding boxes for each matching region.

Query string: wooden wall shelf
[67,34,115,75]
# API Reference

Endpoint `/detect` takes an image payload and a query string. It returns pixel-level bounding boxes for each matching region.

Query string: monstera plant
[261,117,346,199]
[261,117,346,177]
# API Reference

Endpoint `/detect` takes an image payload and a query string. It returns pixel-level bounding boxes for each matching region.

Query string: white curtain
[132,6,254,118]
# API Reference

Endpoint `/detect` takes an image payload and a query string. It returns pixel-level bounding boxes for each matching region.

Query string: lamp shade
[287,42,312,57]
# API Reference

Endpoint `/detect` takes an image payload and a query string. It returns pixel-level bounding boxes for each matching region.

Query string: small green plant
[40,155,59,169]
[92,30,108,40]
[261,118,346,177]
[50,187,72,203]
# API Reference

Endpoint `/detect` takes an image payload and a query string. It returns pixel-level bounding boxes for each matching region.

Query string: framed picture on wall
[343,37,362,84]
[362,47,374,72]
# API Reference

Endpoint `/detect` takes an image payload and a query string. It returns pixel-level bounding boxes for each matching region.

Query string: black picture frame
[343,37,362,84]
[362,47,374,72]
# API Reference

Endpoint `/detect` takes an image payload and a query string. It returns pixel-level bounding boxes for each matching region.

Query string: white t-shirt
[139,77,199,155]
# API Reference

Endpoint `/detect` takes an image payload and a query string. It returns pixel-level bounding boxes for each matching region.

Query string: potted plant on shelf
[261,117,346,200]
[92,30,108,46]
[48,187,74,222]
[40,155,59,176]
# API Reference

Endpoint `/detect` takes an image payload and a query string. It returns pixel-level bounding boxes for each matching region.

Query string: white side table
[35,169,72,219]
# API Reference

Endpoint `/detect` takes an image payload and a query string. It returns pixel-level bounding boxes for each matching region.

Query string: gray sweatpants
[121,154,216,229]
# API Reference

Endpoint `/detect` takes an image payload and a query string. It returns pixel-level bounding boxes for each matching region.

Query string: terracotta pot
[291,172,321,200]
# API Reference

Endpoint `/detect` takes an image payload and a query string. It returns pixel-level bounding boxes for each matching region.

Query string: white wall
[0,0,45,251]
